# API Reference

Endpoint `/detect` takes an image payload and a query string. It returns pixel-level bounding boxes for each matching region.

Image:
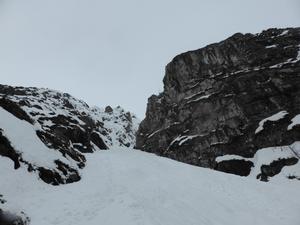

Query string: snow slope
[1,148,300,225]
[0,107,74,169]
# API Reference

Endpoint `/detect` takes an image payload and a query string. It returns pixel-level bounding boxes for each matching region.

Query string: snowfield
[1,148,300,225]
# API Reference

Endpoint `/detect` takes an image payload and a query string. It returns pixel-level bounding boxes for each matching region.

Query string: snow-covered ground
[1,148,300,225]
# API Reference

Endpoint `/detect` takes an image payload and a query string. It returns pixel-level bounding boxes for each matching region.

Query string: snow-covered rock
[216,142,300,181]
[0,84,139,185]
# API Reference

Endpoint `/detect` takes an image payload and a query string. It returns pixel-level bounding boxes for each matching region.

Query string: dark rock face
[105,105,113,113]
[0,209,30,225]
[0,85,139,185]
[0,132,21,169]
[136,27,300,177]
[215,159,254,176]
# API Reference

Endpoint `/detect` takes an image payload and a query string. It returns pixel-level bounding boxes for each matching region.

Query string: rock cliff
[136,27,300,180]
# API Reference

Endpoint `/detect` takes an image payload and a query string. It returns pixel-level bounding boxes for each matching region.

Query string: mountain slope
[1,148,300,225]
[136,27,300,180]
[0,84,139,185]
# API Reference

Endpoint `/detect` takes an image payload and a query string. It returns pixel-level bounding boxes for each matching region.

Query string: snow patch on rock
[288,114,300,130]
[255,111,288,134]
[216,142,300,181]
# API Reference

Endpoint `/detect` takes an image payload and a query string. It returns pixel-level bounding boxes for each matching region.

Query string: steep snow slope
[0,107,76,169]
[1,148,300,225]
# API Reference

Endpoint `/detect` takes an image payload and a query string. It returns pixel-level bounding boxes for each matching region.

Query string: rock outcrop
[0,209,30,225]
[0,85,139,185]
[136,27,300,180]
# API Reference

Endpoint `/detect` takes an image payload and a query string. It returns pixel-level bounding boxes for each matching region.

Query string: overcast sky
[0,0,299,118]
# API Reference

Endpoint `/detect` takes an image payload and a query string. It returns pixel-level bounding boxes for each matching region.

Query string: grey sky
[0,0,299,118]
